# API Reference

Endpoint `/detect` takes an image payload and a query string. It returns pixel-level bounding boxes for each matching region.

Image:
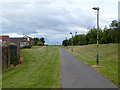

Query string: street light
[75,32,77,45]
[93,7,99,66]
[70,32,73,52]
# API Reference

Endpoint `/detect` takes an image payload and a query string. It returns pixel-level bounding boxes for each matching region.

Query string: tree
[62,40,68,46]
[87,27,97,44]
[110,20,118,29]
[34,37,39,46]
[40,37,45,45]
[62,20,119,45]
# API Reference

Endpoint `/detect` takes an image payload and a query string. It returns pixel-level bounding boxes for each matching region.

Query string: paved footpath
[60,48,117,88]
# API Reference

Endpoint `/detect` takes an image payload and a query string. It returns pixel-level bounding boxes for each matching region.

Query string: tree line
[62,20,120,46]
[34,37,45,46]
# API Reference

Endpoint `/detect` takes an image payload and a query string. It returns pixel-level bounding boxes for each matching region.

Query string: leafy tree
[34,37,45,46]
[34,37,39,46]
[62,40,68,46]
[40,37,45,45]
[62,20,120,45]
[110,20,119,29]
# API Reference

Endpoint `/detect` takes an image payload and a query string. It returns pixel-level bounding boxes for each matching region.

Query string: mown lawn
[65,44,118,86]
[2,46,60,88]
[0,74,2,89]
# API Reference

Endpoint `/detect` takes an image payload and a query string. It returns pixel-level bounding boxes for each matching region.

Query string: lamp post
[75,32,77,45]
[70,32,73,52]
[93,7,99,66]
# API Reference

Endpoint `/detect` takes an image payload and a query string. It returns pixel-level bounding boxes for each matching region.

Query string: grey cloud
[1,2,96,44]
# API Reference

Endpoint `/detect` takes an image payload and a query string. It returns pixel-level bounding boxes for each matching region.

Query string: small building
[24,35,34,45]
[0,36,10,46]
[9,35,34,46]
[0,35,34,47]
[10,38,29,46]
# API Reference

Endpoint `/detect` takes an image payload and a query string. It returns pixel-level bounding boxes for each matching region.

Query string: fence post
[2,46,10,70]
[7,45,10,68]
[16,42,20,64]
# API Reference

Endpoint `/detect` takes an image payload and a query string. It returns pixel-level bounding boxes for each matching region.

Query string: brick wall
[0,36,9,46]
[20,42,29,45]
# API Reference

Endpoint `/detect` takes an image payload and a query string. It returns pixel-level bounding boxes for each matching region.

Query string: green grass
[0,74,2,90]
[2,46,60,88]
[64,44,118,86]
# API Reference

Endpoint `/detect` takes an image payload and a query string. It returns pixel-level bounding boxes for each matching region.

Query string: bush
[20,45,25,48]
[20,44,32,49]
[25,44,32,48]
[38,44,43,46]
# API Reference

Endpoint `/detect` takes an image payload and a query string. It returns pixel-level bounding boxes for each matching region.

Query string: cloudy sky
[0,0,119,45]
[118,1,120,20]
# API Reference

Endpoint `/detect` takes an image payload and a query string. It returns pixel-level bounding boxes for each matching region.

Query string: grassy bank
[2,46,60,88]
[0,74,2,90]
[65,44,118,86]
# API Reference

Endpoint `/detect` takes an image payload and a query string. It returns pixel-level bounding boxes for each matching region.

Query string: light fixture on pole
[70,32,73,52]
[92,7,99,66]
[75,32,77,45]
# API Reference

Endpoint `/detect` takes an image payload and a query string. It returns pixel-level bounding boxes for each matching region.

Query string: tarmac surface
[60,48,117,88]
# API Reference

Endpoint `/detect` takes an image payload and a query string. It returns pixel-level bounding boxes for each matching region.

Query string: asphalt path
[60,48,117,88]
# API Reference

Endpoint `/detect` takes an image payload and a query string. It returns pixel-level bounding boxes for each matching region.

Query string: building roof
[24,35,33,39]
[10,38,27,42]
[0,36,9,41]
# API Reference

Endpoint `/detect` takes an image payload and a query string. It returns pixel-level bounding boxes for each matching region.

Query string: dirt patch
[92,65,105,68]
[2,67,11,72]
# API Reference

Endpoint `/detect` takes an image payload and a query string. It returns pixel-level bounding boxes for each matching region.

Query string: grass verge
[2,46,60,88]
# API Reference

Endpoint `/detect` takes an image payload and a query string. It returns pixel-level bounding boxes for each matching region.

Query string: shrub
[25,44,32,48]
[38,44,43,46]
[20,44,32,49]
[20,45,25,48]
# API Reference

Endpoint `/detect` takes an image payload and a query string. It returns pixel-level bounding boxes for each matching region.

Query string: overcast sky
[0,0,119,45]
[118,1,120,20]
